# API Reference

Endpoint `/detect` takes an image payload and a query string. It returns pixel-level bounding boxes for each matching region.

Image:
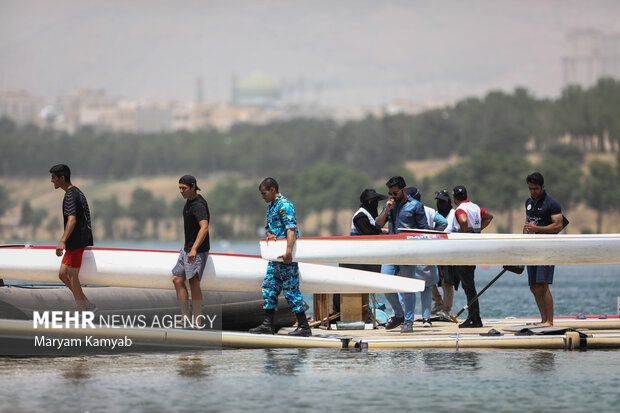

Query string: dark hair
[386,176,406,189]
[49,164,71,183]
[259,177,279,192]
[526,172,544,186]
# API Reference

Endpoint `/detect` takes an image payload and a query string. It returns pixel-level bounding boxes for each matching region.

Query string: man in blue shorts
[250,177,311,337]
[524,172,563,326]
[172,175,210,329]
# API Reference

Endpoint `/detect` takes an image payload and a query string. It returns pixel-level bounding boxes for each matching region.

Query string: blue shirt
[525,191,562,233]
[265,193,299,238]
[379,195,430,234]
[431,210,448,231]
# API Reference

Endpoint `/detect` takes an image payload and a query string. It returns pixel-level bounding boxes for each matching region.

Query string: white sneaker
[437,310,450,321]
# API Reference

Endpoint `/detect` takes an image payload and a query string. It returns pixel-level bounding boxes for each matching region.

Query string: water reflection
[176,354,210,378]
[528,351,556,372]
[61,358,91,383]
[422,351,480,372]
[263,349,307,376]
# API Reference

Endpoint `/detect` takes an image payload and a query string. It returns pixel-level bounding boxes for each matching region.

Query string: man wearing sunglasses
[375,176,429,333]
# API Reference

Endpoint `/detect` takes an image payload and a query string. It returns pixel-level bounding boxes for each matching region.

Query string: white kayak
[0,246,424,293]
[260,230,620,266]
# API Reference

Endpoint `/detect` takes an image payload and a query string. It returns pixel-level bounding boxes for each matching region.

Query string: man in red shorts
[50,164,96,312]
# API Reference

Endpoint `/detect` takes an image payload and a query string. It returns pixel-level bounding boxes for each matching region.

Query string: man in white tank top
[452,185,493,328]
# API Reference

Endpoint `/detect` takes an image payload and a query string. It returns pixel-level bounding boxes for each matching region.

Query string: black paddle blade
[562,215,569,229]
[503,265,525,274]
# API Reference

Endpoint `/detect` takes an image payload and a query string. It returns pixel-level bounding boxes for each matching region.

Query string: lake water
[1,240,619,412]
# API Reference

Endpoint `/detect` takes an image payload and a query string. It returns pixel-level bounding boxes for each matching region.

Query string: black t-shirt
[183,195,210,253]
[62,186,94,250]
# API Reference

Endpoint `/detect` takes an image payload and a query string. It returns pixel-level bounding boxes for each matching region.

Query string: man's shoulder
[69,186,86,196]
[64,186,83,202]
[543,194,562,214]
[404,197,423,209]
[543,193,561,207]
[456,200,472,209]
[196,194,209,206]
[278,195,295,210]
[189,196,209,211]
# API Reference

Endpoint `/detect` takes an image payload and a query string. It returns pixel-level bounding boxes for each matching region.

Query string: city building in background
[563,29,620,88]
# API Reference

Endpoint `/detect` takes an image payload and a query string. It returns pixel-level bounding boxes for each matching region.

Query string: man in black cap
[350,189,388,237]
[333,189,388,315]
[451,185,493,328]
[171,174,210,329]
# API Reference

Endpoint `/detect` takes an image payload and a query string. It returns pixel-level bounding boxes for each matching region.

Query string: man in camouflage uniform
[249,177,311,336]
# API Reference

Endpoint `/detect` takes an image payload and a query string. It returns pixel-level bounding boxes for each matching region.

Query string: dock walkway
[2,316,620,354]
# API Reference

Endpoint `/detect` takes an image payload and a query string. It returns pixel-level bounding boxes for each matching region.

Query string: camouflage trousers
[262,261,305,313]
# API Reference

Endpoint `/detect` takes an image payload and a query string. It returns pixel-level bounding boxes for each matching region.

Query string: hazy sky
[1,0,619,107]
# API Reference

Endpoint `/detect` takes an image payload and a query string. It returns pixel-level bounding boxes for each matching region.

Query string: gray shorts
[172,249,208,280]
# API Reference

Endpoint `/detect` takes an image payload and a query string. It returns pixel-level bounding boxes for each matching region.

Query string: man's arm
[278,228,297,264]
[375,201,394,227]
[56,215,76,256]
[457,213,469,233]
[480,211,493,231]
[187,219,208,263]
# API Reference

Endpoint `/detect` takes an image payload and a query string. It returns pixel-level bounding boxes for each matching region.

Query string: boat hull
[0,285,296,331]
[260,232,620,265]
[0,246,425,293]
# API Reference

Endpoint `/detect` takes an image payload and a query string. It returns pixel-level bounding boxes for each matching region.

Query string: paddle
[449,265,525,323]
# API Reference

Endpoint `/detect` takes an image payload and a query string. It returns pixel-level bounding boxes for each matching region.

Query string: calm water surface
[1,349,619,412]
[2,240,619,412]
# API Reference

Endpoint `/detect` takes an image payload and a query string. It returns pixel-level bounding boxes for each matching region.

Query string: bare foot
[526,322,553,326]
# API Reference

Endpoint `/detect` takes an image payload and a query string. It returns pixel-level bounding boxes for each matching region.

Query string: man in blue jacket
[375,176,429,333]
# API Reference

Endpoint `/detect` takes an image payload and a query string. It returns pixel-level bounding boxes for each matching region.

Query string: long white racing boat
[260,230,620,266]
[0,246,425,293]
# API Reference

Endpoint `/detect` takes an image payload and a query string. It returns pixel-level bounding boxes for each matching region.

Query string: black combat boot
[249,309,275,334]
[288,311,312,337]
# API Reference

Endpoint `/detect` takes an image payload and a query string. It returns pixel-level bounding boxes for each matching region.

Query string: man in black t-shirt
[171,175,210,329]
[49,164,95,312]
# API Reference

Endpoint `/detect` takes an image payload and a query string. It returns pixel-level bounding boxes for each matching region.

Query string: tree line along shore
[1,79,619,241]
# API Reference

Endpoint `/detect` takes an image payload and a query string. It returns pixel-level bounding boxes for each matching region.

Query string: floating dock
[2,316,620,354]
